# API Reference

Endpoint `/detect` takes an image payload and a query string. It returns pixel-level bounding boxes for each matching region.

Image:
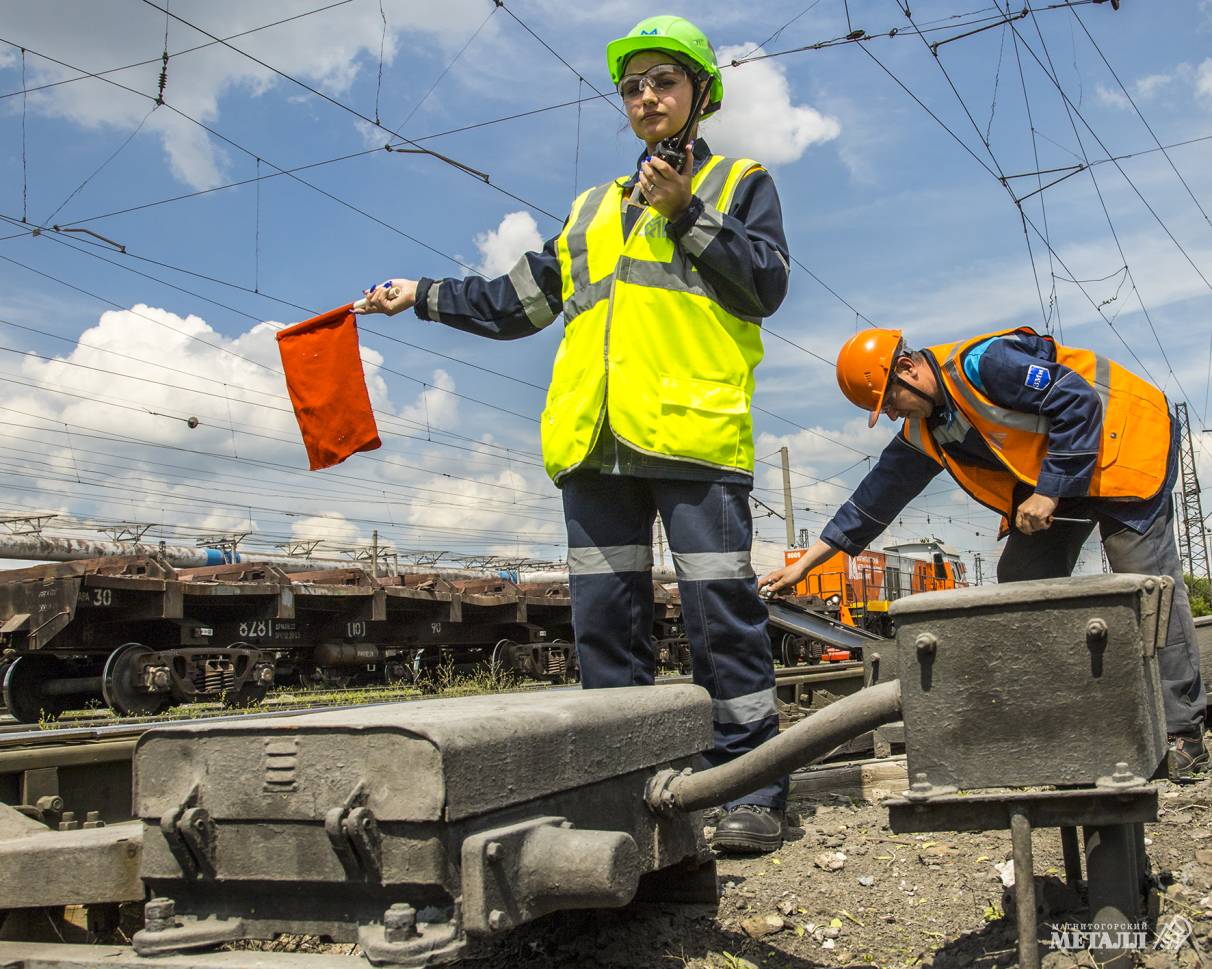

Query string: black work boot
[1170,730,1210,781]
[711,804,784,855]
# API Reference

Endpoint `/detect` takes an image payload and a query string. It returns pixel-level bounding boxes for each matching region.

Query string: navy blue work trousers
[562,472,787,810]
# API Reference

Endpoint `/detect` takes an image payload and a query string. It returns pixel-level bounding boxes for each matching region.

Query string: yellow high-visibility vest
[903,326,1171,532]
[542,155,766,483]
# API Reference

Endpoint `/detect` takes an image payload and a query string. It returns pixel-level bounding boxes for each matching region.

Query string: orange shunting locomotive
[782,539,968,640]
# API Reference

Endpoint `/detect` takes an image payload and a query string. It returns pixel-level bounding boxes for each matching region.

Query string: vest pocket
[655,373,745,464]
[1095,403,1126,469]
[1098,391,1170,491]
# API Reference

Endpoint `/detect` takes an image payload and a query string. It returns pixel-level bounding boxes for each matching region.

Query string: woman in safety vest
[760,326,1209,778]
[357,16,792,849]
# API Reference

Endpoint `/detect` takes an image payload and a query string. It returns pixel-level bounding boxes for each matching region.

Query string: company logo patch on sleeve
[1025,364,1051,390]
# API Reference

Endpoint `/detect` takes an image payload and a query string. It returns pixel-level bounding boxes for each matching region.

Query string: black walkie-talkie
[652,70,711,170]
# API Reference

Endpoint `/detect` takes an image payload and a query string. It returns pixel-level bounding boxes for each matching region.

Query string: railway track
[0,661,863,745]
[0,661,866,827]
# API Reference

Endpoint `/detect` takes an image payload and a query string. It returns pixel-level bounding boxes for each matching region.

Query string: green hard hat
[606,16,724,116]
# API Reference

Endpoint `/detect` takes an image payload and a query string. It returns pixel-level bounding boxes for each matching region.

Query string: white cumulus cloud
[1094,83,1131,110]
[400,369,460,432]
[1197,58,1212,108]
[1134,73,1174,100]
[705,44,841,165]
[289,513,363,549]
[471,211,542,278]
[3,0,501,191]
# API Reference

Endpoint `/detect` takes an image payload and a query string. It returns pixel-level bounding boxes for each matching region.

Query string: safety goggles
[617,63,689,102]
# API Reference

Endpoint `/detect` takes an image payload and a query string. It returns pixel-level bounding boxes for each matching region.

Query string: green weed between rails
[28,661,530,730]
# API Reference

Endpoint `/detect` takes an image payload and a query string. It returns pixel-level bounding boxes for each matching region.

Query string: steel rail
[0,661,866,752]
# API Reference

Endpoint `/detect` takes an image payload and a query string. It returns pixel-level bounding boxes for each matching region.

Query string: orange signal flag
[276,304,381,470]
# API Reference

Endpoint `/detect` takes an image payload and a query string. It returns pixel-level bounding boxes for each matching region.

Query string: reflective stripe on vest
[903,326,1170,525]
[543,155,766,483]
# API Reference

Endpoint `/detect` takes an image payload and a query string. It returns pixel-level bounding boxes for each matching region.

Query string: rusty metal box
[890,573,1170,795]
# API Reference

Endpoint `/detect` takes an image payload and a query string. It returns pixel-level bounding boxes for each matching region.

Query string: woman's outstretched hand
[354,278,418,316]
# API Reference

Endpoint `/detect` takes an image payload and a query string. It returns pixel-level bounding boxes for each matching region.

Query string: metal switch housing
[890,573,1170,795]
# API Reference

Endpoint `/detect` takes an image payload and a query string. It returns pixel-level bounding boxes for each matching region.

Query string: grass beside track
[30,662,529,731]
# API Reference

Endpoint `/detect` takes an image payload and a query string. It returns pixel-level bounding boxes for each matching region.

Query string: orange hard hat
[836,328,904,427]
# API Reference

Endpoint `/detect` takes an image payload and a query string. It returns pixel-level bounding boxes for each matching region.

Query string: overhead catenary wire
[1,210,550,403]
[0,0,358,103]
[4,131,885,477]
[0,463,563,547]
[1011,15,1212,300]
[391,5,499,134]
[133,0,569,222]
[0,239,544,430]
[373,0,387,125]
[1013,12,1204,421]
[853,15,1162,391]
[0,401,556,513]
[19,47,28,222]
[0,427,567,527]
[0,396,559,517]
[737,0,827,61]
[725,0,1096,68]
[0,34,561,247]
[0,5,1085,559]
[46,93,609,231]
[0,337,545,470]
[490,0,625,120]
[1068,6,1212,234]
[0,364,544,485]
[41,104,159,227]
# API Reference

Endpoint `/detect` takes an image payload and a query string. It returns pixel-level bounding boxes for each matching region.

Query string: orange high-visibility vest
[901,326,1171,529]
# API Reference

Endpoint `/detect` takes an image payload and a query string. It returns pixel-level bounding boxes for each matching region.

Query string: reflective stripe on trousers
[562,472,786,809]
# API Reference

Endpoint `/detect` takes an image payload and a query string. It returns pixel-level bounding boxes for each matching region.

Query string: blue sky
[0,0,1210,576]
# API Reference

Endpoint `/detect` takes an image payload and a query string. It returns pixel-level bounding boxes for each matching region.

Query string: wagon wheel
[551,639,579,683]
[383,656,413,685]
[490,639,516,678]
[781,633,808,667]
[221,683,267,708]
[2,655,73,724]
[219,641,269,708]
[101,643,168,717]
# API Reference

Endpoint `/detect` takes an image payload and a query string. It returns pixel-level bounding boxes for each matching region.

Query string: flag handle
[352,287,400,312]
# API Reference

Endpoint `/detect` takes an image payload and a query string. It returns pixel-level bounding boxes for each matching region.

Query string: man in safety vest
[760,326,1209,778]
[358,17,792,849]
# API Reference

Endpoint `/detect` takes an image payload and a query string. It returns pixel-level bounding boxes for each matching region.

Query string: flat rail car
[0,556,688,722]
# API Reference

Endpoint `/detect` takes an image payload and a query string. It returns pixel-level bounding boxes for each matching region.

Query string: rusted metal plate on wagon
[380,575,457,611]
[891,573,1170,793]
[519,581,572,606]
[0,557,177,648]
[135,685,713,823]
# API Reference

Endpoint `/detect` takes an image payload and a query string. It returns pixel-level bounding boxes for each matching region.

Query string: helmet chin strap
[891,373,937,407]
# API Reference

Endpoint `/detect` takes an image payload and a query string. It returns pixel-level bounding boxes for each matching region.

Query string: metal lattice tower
[1174,402,1210,582]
